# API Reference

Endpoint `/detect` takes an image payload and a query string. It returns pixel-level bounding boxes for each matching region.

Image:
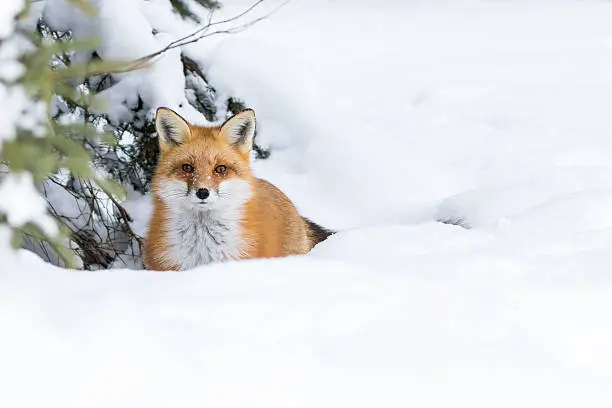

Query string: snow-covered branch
[104,0,290,75]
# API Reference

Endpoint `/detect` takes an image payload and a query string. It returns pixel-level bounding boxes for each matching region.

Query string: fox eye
[214,165,227,174]
[182,164,194,173]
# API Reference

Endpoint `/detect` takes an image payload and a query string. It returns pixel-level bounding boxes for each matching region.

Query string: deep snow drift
[3,0,612,407]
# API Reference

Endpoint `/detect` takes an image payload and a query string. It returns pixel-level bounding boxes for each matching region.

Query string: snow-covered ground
[4,0,612,406]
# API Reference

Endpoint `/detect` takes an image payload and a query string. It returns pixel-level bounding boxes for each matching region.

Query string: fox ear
[155,107,191,148]
[220,109,256,154]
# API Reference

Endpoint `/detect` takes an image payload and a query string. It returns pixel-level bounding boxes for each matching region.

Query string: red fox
[143,107,333,271]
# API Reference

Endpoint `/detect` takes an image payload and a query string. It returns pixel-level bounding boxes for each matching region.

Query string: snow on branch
[102,0,290,75]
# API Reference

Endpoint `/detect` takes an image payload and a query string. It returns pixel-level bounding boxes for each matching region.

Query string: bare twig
[160,0,264,55]
[97,0,290,75]
[45,174,144,269]
[104,188,144,250]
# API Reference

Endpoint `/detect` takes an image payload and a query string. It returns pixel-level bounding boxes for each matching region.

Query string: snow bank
[201,0,612,230]
[3,221,612,407]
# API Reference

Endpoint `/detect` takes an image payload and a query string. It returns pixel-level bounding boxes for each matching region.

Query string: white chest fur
[153,178,253,270]
[163,208,246,270]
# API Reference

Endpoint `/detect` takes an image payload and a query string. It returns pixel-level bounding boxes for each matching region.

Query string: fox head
[151,107,256,212]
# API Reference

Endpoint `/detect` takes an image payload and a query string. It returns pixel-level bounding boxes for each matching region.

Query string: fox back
[143,108,332,271]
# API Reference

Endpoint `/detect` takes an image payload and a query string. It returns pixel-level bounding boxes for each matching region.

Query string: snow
[0,0,27,142]
[0,0,23,38]
[0,173,57,235]
[4,0,612,406]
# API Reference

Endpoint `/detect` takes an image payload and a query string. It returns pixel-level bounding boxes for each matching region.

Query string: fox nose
[195,188,209,200]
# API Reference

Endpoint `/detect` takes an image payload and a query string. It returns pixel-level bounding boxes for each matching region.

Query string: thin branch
[104,188,144,250]
[165,0,289,50]
[161,0,264,53]
[95,0,290,75]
